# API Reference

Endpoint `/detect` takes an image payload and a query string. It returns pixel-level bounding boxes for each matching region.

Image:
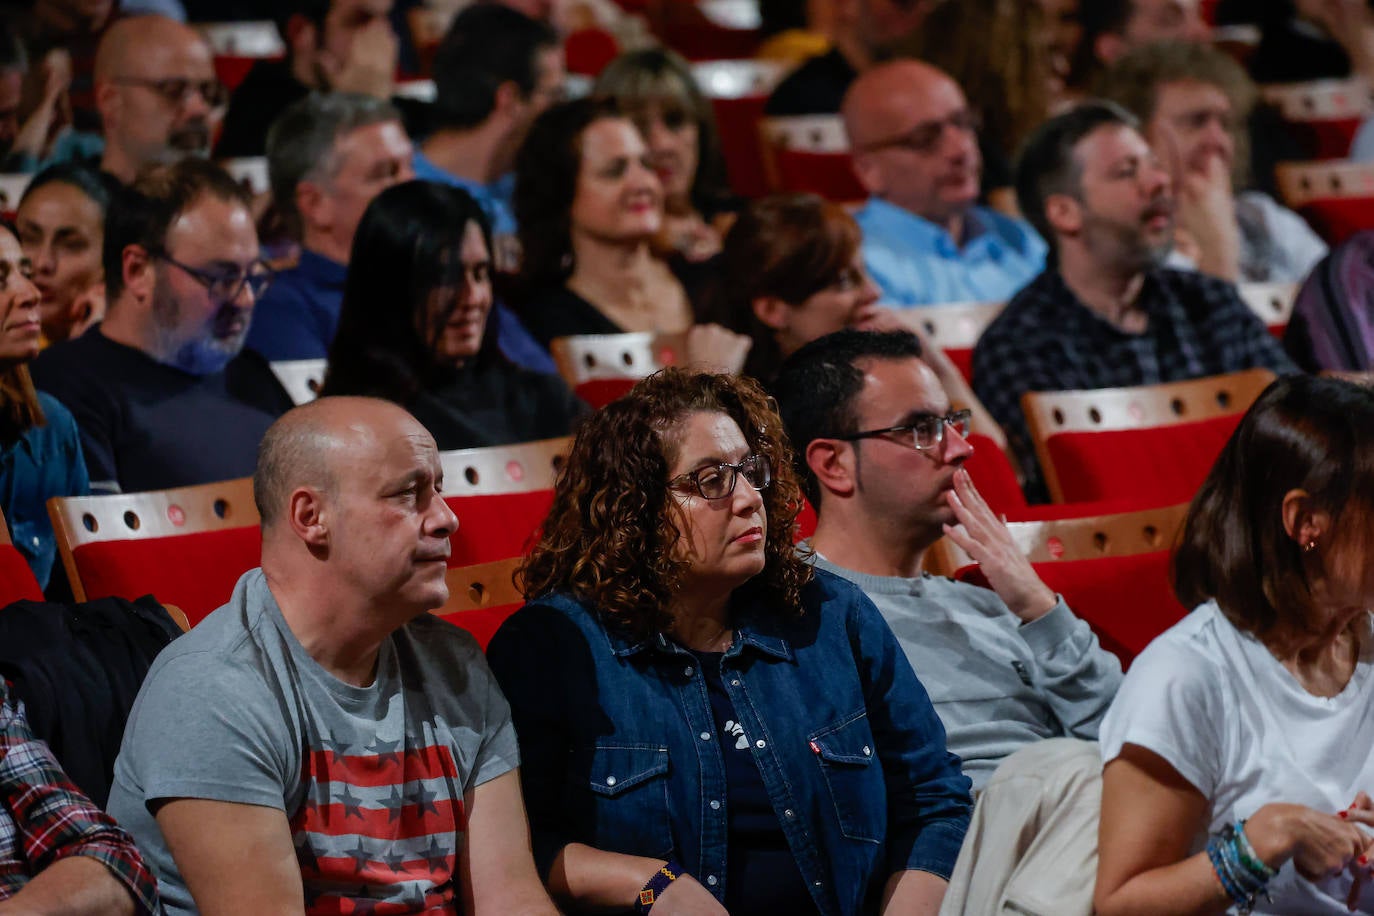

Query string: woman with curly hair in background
[486,368,972,916]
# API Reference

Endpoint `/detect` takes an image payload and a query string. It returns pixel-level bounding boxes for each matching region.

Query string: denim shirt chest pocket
[577,743,675,859]
[810,711,886,845]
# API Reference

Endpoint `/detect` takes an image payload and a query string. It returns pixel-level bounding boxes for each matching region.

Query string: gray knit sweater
[810,552,1123,791]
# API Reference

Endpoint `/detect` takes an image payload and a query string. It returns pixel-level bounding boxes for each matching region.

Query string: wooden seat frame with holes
[435,556,524,619]
[1020,368,1276,504]
[1236,282,1298,330]
[549,332,687,386]
[924,502,1190,577]
[47,478,258,602]
[269,358,326,406]
[438,437,570,496]
[1276,160,1374,209]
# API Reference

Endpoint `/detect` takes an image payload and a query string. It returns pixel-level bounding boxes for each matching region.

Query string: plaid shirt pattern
[972,268,1297,500]
[0,684,159,913]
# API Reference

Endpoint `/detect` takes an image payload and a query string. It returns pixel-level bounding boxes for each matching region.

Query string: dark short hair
[771,329,924,505]
[20,162,117,216]
[431,4,558,130]
[266,92,403,240]
[321,179,496,404]
[1174,375,1374,639]
[274,0,330,46]
[103,158,253,301]
[519,368,812,641]
[513,95,622,293]
[1014,99,1138,249]
[704,193,863,383]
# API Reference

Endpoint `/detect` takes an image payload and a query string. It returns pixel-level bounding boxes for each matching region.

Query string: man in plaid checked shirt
[972,101,1295,500]
[0,681,158,914]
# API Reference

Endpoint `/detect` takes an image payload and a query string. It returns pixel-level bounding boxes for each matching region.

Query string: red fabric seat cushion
[712,95,770,198]
[1298,198,1374,246]
[574,378,637,409]
[1045,414,1241,504]
[0,546,43,604]
[445,490,555,566]
[71,526,263,627]
[956,550,1186,666]
[773,149,865,202]
[965,434,1027,516]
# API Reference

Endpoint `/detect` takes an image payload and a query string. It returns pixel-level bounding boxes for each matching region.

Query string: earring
[1304,539,1319,553]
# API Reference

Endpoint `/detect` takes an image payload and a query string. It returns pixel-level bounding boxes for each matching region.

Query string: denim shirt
[486,568,972,916]
[0,393,89,587]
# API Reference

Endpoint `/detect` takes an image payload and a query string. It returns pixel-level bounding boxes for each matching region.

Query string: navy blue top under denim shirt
[486,568,973,916]
[1,392,89,587]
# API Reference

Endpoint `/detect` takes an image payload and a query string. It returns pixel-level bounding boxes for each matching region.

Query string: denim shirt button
[863,746,872,756]
[706,875,718,886]
[605,776,617,786]
[730,679,740,687]
[700,732,711,741]
[710,800,721,810]
[784,808,794,818]
[755,739,766,749]
[684,666,694,677]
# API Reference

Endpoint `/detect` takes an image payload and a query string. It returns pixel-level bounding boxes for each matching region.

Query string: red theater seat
[938,503,1191,665]
[694,60,787,198]
[891,300,1005,385]
[550,331,686,408]
[761,115,866,203]
[48,479,261,627]
[1262,80,1369,161]
[0,508,43,605]
[1277,160,1374,245]
[1022,368,1276,505]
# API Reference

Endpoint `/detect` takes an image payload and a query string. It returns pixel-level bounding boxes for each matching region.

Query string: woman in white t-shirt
[1095,374,1374,916]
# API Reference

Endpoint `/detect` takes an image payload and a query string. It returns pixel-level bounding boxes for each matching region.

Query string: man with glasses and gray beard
[842,60,1047,306]
[92,16,225,184]
[32,158,292,493]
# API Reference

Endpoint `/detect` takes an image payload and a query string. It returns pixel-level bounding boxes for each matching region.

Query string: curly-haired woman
[485,369,972,916]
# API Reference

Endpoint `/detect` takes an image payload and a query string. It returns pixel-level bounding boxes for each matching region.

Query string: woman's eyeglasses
[669,454,772,500]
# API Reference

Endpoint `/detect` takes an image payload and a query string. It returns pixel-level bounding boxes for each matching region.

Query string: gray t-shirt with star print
[108,568,519,915]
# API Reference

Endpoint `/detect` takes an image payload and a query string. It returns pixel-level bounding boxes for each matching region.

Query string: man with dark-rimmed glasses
[843,59,1047,307]
[93,16,225,184]
[33,158,293,494]
[773,329,1120,913]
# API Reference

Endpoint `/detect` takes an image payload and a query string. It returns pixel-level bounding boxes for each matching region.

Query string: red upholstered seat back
[1297,198,1374,246]
[1045,413,1242,505]
[957,550,1186,666]
[445,489,555,566]
[773,148,865,202]
[70,526,262,627]
[0,546,43,604]
[573,378,638,409]
[1288,118,1362,161]
[964,434,1027,516]
[712,94,771,198]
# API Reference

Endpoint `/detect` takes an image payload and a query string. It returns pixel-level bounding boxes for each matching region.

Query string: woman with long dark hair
[321,180,584,449]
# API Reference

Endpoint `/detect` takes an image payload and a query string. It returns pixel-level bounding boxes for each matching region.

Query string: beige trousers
[940,738,1102,916]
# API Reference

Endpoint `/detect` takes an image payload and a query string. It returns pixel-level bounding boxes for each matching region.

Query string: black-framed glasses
[152,251,274,303]
[837,409,973,451]
[669,454,772,501]
[861,109,982,155]
[112,77,229,109]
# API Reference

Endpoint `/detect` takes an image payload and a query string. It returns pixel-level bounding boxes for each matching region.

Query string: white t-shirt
[1100,601,1374,914]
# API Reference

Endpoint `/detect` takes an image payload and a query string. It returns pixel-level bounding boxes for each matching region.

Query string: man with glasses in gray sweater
[773,329,1122,915]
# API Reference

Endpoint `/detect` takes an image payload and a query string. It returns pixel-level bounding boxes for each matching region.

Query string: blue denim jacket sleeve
[831,575,973,878]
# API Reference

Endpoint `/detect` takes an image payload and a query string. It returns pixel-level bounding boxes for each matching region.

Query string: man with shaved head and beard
[972,101,1295,499]
[843,59,1047,307]
[108,396,559,916]
[92,15,225,183]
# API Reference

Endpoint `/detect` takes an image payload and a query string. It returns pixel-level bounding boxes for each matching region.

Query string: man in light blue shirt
[843,60,1047,306]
